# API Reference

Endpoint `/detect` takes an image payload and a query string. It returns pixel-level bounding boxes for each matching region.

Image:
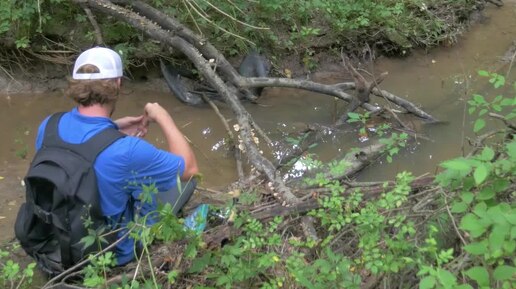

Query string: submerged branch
[239,77,438,122]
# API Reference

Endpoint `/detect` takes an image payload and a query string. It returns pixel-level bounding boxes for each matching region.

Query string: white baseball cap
[72,47,123,80]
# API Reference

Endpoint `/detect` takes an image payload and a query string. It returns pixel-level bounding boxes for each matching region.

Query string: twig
[466,129,507,157]
[441,189,468,246]
[200,93,245,181]
[81,4,104,45]
[182,0,255,45]
[200,0,269,30]
[196,186,225,194]
[489,112,516,130]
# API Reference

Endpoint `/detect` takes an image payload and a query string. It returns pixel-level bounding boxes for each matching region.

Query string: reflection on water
[0,0,515,241]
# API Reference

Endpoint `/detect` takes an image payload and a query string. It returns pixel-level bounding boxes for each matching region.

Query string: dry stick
[441,189,468,247]
[489,112,516,131]
[81,4,104,45]
[200,93,245,181]
[370,87,439,122]
[506,45,516,77]
[196,186,225,194]
[466,129,507,158]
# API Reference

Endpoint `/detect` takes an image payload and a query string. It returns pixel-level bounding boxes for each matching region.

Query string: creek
[0,1,515,243]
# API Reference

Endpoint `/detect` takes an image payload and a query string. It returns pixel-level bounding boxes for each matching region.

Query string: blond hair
[66,64,120,106]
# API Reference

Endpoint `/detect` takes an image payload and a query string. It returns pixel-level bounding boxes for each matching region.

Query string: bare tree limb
[81,4,104,45]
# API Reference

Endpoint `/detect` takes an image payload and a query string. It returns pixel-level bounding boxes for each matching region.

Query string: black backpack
[15,112,124,276]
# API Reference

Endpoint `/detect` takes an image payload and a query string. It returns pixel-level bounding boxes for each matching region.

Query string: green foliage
[347,111,370,136]
[379,132,408,162]
[0,0,71,48]
[83,252,117,288]
[424,75,516,289]
[0,247,36,289]
[1,0,483,67]
[468,71,516,133]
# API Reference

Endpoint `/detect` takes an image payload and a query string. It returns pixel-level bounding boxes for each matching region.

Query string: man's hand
[144,102,173,124]
[114,115,149,137]
[143,102,199,180]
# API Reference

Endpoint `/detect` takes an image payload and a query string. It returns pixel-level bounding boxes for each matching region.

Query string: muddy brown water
[1,2,515,247]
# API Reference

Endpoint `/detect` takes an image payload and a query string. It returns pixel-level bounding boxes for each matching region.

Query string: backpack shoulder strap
[41,112,66,148]
[41,112,125,162]
[77,128,125,162]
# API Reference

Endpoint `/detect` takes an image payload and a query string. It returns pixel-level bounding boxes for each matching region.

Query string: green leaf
[473,119,486,133]
[477,187,494,200]
[189,252,212,273]
[500,97,515,106]
[473,94,486,104]
[487,205,508,225]
[347,112,360,120]
[465,266,490,286]
[479,147,494,161]
[461,192,475,204]
[473,202,488,217]
[80,236,95,250]
[478,70,490,77]
[441,158,472,174]
[460,214,487,238]
[419,276,436,289]
[489,224,508,252]
[464,242,487,255]
[492,179,509,193]
[451,201,468,213]
[473,165,489,185]
[506,140,516,160]
[493,75,505,88]
[436,268,456,286]
[493,265,515,281]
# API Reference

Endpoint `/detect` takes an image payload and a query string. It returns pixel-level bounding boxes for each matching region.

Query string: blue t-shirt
[35,107,185,265]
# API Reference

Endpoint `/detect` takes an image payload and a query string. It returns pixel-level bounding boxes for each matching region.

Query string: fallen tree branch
[371,87,438,122]
[239,76,438,122]
[239,77,378,111]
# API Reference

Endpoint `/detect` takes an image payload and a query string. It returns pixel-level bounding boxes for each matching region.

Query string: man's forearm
[155,114,199,179]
